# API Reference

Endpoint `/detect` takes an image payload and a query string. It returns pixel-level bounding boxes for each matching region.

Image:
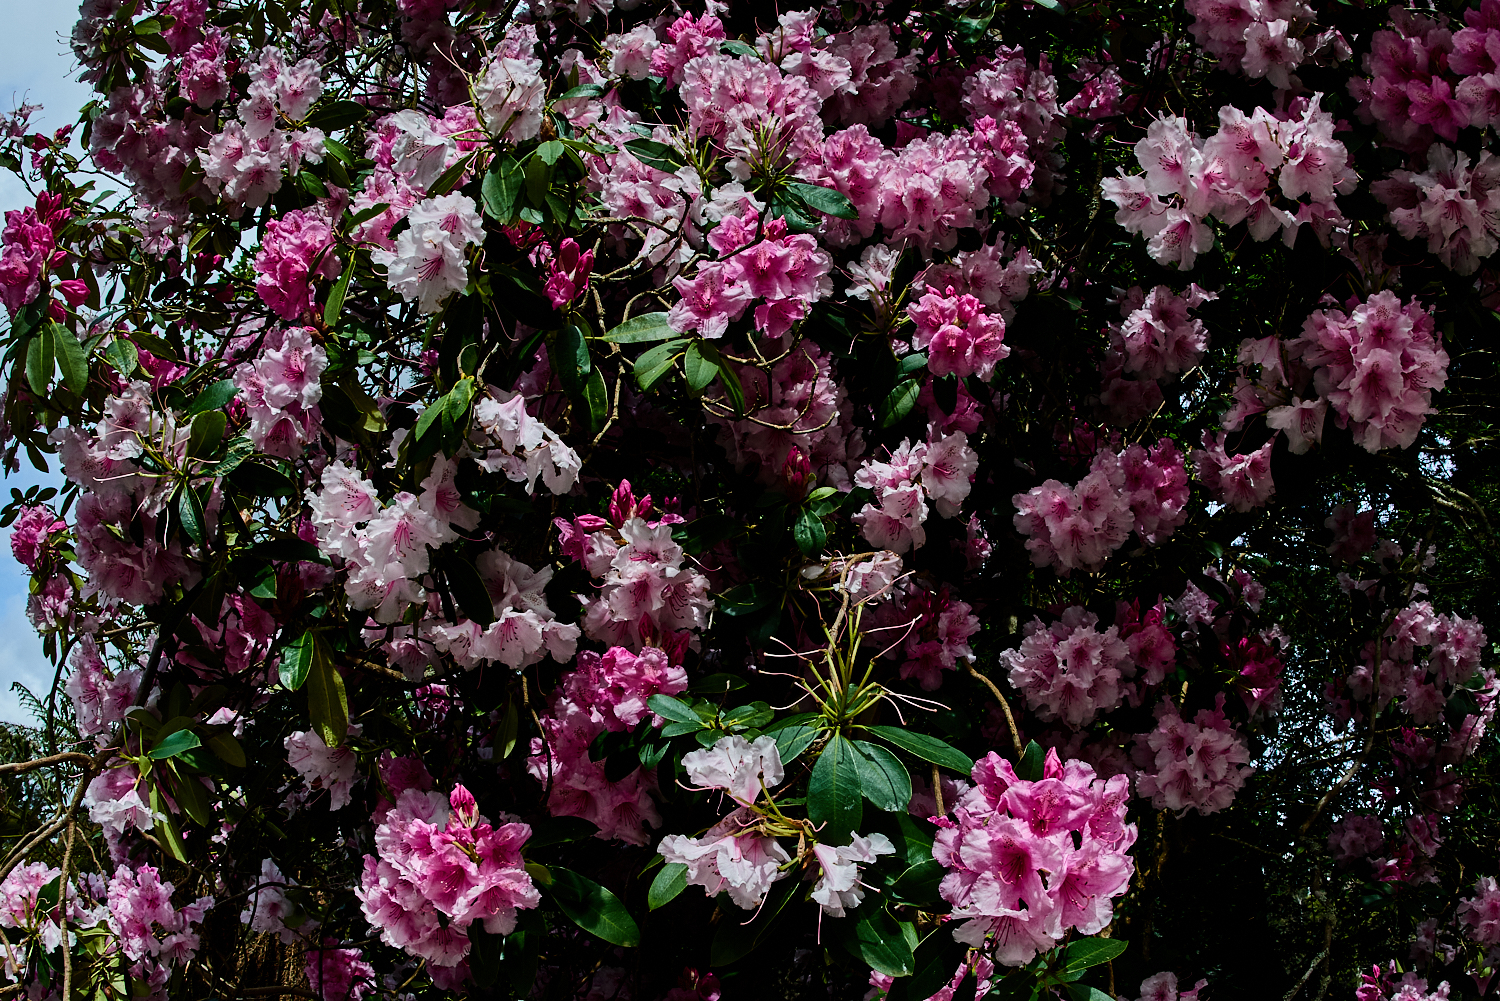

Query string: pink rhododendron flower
[1132,695,1254,814]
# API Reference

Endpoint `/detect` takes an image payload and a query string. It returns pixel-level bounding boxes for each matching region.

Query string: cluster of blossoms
[1103,98,1356,269]
[3,0,1497,996]
[1011,439,1189,574]
[934,749,1135,966]
[358,783,538,977]
[853,427,978,554]
[528,644,686,843]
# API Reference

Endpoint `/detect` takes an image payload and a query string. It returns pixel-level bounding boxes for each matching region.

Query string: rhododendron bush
[4,0,1500,998]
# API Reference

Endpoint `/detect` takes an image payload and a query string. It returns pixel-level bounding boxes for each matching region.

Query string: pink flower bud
[56,279,88,306]
[449,784,479,828]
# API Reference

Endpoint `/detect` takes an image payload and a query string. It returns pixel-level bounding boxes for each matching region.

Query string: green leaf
[187,379,237,416]
[51,323,88,394]
[877,379,921,428]
[851,740,912,812]
[809,735,863,843]
[623,138,684,173]
[646,694,700,724]
[536,140,565,165]
[1062,938,1128,974]
[427,154,471,197]
[347,200,389,226]
[683,340,720,394]
[482,157,524,222]
[888,859,945,906]
[467,925,503,988]
[206,731,246,768]
[774,724,819,765]
[864,726,973,775]
[547,868,641,947]
[306,635,348,749]
[25,326,54,396]
[1016,740,1045,782]
[633,339,688,392]
[445,556,496,626]
[305,99,369,131]
[178,486,206,544]
[557,83,606,100]
[554,325,591,395]
[787,181,859,220]
[323,254,356,328]
[583,367,609,435]
[720,39,760,58]
[149,729,202,760]
[1062,986,1114,1001]
[603,312,675,344]
[103,337,139,377]
[895,814,935,866]
[279,632,316,691]
[188,410,227,458]
[849,909,915,977]
[648,862,689,910]
[793,507,827,556]
[717,357,745,415]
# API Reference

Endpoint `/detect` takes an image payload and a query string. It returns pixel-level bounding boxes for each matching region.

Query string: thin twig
[966,664,1025,760]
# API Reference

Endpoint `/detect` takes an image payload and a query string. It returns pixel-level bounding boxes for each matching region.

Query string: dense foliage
[2,0,1499,999]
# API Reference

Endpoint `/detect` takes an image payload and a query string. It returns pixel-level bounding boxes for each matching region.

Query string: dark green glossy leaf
[149,729,202,760]
[809,735,863,843]
[445,556,495,626]
[793,506,827,556]
[684,340,720,394]
[307,635,348,750]
[323,254,356,328]
[633,338,688,391]
[187,378,236,416]
[52,323,88,394]
[646,694,700,724]
[851,740,912,812]
[774,724,819,765]
[547,868,641,947]
[279,631,315,691]
[1016,740,1045,782]
[787,181,858,220]
[305,99,369,131]
[865,726,973,774]
[648,862,689,910]
[188,410,227,458]
[1062,937,1128,974]
[623,138,684,173]
[877,379,921,428]
[603,312,674,344]
[849,908,915,977]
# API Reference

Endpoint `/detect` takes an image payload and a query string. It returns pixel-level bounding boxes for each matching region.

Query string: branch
[966,664,1025,761]
[0,751,92,775]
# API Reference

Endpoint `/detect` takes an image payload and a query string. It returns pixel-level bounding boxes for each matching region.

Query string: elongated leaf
[584,366,609,435]
[467,925,503,988]
[604,312,674,344]
[865,726,973,774]
[646,694,700,724]
[793,507,827,556]
[547,868,641,947]
[558,83,605,100]
[849,909,915,977]
[536,140,565,165]
[206,731,246,768]
[279,632,316,691]
[1062,986,1114,1001]
[633,339,688,391]
[877,379,921,428]
[774,724,819,765]
[1062,937,1128,974]
[623,138,684,173]
[787,181,859,220]
[554,325,591,394]
[1017,740,1046,781]
[52,323,88,393]
[888,859,945,906]
[306,99,369,131]
[178,485,206,544]
[188,410,227,458]
[168,762,214,826]
[347,200,389,226]
[307,636,348,749]
[717,357,745,415]
[149,729,202,760]
[809,735,863,843]
[188,378,236,415]
[851,739,912,812]
[648,862,689,910]
[104,337,139,377]
[683,340,720,394]
[446,556,496,626]
[26,326,54,396]
[323,254,356,327]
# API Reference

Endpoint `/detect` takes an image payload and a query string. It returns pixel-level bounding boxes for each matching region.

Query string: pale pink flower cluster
[1012,439,1189,574]
[873,582,980,691]
[254,207,340,321]
[371,192,485,313]
[905,287,1010,381]
[88,81,214,243]
[65,635,139,738]
[1132,696,1254,814]
[669,210,833,340]
[1004,607,1134,728]
[649,13,726,86]
[659,807,791,910]
[234,325,328,458]
[199,46,326,213]
[915,238,1039,323]
[1374,144,1500,275]
[106,865,212,993]
[853,427,978,555]
[1286,292,1448,452]
[182,594,279,677]
[712,340,863,489]
[1099,284,1215,423]
[1129,972,1207,1001]
[1349,2,1500,151]
[421,546,580,672]
[1457,875,1500,946]
[1192,432,1276,511]
[472,38,546,143]
[527,645,685,845]
[1186,0,1316,87]
[753,13,917,129]
[285,730,359,811]
[683,735,785,805]
[810,831,897,917]
[240,858,313,943]
[357,785,539,970]
[679,52,823,173]
[1063,61,1128,122]
[962,45,1066,202]
[471,391,583,496]
[348,110,469,250]
[934,748,1135,967]
[177,26,230,108]
[84,763,158,857]
[306,941,374,1001]
[1345,601,1486,728]
[1328,815,1385,862]
[1103,99,1356,269]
